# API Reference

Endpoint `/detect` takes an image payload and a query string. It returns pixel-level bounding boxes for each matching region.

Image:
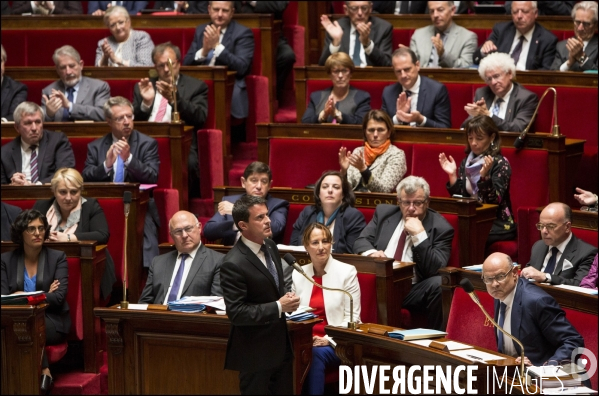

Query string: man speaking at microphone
[220,195,299,394]
[482,252,583,366]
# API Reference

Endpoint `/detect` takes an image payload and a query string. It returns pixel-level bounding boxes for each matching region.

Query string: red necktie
[393,230,407,261]
[154,96,169,122]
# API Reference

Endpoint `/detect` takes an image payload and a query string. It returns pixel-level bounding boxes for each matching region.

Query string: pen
[467,354,484,361]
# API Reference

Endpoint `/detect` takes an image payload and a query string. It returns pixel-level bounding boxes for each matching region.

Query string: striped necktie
[29,145,39,183]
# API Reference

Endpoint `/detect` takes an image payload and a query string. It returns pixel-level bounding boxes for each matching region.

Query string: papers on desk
[119,304,148,310]
[554,284,598,295]
[409,340,471,351]
[276,244,306,253]
[542,386,597,394]
[167,296,226,313]
[388,328,447,341]
[527,366,582,388]
[450,349,506,362]
[140,184,158,191]
[1,291,46,305]
[286,306,317,322]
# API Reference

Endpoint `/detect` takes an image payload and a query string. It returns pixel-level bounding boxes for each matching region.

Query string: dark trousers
[276,37,296,101]
[239,343,293,395]
[42,317,67,369]
[303,345,341,395]
[143,198,160,268]
[403,275,444,331]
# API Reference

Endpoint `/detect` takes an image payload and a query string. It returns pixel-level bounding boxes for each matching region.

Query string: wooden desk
[94,307,319,395]
[572,210,599,231]
[1,303,47,395]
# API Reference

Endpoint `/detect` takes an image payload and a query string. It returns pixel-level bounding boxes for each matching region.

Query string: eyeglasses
[25,226,46,235]
[113,114,134,123]
[482,267,513,284]
[170,224,198,237]
[484,72,506,84]
[535,222,567,231]
[347,5,370,13]
[574,20,594,29]
[331,68,350,76]
[398,200,427,208]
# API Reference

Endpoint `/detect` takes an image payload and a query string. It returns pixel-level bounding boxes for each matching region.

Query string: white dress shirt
[103,134,133,178]
[162,242,202,305]
[510,26,535,71]
[540,233,572,274]
[498,280,518,357]
[20,140,42,185]
[329,23,375,68]
[140,76,179,122]
[392,75,428,126]
[490,81,515,120]
[65,80,81,117]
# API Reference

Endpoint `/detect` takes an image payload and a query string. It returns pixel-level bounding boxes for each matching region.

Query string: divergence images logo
[571,347,597,382]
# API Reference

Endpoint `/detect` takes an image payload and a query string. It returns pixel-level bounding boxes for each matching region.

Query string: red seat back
[95,198,125,283]
[71,137,96,173]
[356,273,377,324]
[66,257,84,340]
[282,203,306,245]
[572,228,598,248]
[441,213,460,268]
[446,287,497,351]
[411,143,465,197]
[445,83,475,129]
[2,200,36,210]
[155,137,172,188]
[501,148,549,212]
[246,75,271,143]
[154,188,179,243]
[563,308,598,390]
[356,207,376,224]
[282,1,299,26]
[392,29,415,48]
[250,28,262,76]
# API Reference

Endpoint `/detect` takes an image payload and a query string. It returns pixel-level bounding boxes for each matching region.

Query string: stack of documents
[526,366,581,388]
[387,328,447,341]
[286,305,317,322]
[167,296,226,313]
[1,291,46,305]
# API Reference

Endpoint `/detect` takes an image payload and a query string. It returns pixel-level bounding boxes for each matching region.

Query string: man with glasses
[462,52,538,132]
[551,1,598,71]
[319,1,393,67]
[139,211,224,304]
[483,252,584,366]
[354,176,454,330]
[521,203,597,286]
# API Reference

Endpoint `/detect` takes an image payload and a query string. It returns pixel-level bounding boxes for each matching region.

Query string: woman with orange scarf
[339,110,406,193]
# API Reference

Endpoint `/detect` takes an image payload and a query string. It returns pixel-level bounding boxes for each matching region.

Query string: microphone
[284,254,357,330]
[513,87,559,150]
[123,191,131,217]
[121,191,132,309]
[459,279,526,381]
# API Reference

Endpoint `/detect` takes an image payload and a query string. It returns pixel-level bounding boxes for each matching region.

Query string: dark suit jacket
[235,1,287,19]
[87,1,147,14]
[354,205,454,280]
[1,76,28,121]
[494,278,584,365]
[1,247,71,334]
[1,131,75,184]
[11,1,82,14]
[220,238,291,372]
[1,1,11,15]
[183,20,254,119]
[551,34,598,72]
[301,86,371,124]
[204,194,289,245]
[42,77,110,122]
[1,202,21,241]
[289,205,366,254]
[139,243,224,304]
[82,130,159,183]
[373,1,427,14]
[463,82,538,132]
[319,16,393,67]
[527,235,597,286]
[504,1,575,16]
[381,77,452,128]
[473,21,558,70]
[153,1,202,12]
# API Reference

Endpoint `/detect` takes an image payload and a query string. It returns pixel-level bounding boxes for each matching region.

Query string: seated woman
[339,109,407,193]
[301,52,371,124]
[293,223,361,395]
[95,5,154,67]
[439,115,516,249]
[1,209,70,394]
[290,170,366,254]
[32,168,116,300]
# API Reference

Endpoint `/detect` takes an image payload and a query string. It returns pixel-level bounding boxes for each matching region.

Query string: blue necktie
[63,87,74,121]
[544,247,559,275]
[497,302,507,353]
[260,244,279,290]
[491,98,503,117]
[206,49,215,64]
[352,30,362,66]
[167,254,188,302]
[114,155,124,182]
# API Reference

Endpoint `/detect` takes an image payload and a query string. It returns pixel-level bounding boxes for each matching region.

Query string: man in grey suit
[463,52,538,132]
[139,211,223,304]
[551,1,598,71]
[42,45,110,122]
[521,203,597,286]
[319,1,393,67]
[409,1,478,68]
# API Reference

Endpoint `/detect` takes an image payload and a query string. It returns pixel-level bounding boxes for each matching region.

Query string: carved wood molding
[335,342,355,366]
[105,322,123,355]
[13,321,31,343]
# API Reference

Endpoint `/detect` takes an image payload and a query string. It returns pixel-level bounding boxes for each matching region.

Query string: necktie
[260,244,280,290]
[154,96,169,122]
[352,30,362,66]
[497,302,507,353]
[114,155,125,182]
[491,98,503,117]
[206,49,215,64]
[429,32,446,67]
[167,254,188,302]
[63,87,74,121]
[393,229,408,261]
[544,247,559,274]
[29,145,39,183]
[399,1,410,14]
[511,35,525,65]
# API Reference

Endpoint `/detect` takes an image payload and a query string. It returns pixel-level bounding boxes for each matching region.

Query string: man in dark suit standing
[1,102,75,185]
[483,252,584,366]
[82,96,160,268]
[521,203,597,286]
[42,45,111,122]
[381,47,451,128]
[551,1,598,71]
[133,42,208,198]
[139,211,223,304]
[1,44,28,122]
[220,195,300,394]
[183,1,254,120]
[320,1,393,67]
[474,1,557,70]
[87,1,148,15]
[353,176,454,330]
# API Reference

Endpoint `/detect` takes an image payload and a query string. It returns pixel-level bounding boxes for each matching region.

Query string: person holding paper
[292,222,361,395]
[139,210,224,304]
[439,115,516,252]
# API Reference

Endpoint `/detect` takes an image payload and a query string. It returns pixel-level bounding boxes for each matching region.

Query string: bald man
[483,253,584,366]
[521,203,596,286]
[139,211,224,304]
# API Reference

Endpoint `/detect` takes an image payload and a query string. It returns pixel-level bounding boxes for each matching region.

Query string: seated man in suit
[139,210,224,304]
[133,42,208,198]
[483,252,584,366]
[42,45,111,122]
[183,1,254,121]
[1,44,28,122]
[82,96,160,268]
[320,1,393,67]
[463,52,538,132]
[204,161,289,246]
[1,102,75,185]
[87,1,148,15]
[551,1,598,71]
[381,47,451,128]
[521,203,597,286]
[353,176,454,330]
[410,1,478,68]
[474,1,558,70]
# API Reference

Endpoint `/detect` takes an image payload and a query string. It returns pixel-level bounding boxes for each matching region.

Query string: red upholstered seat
[246,75,271,143]
[516,207,541,267]
[470,29,491,46]
[274,25,306,123]
[154,188,179,244]
[410,143,465,197]
[282,1,298,25]
[26,30,107,66]
[573,228,598,248]
[71,138,95,172]
[357,208,375,224]
[392,29,415,48]
[190,129,224,217]
[45,343,68,364]
[282,203,306,245]
[446,287,497,351]
[2,200,36,210]
[357,273,377,324]
[563,309,598,390]
[445,83,475,129]
[441,213,460,268]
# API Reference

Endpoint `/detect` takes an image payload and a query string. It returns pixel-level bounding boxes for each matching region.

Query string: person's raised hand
[321,15,343,46]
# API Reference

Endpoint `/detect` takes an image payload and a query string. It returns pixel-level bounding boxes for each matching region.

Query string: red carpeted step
[100,352,108,395]
[52,371,100,395]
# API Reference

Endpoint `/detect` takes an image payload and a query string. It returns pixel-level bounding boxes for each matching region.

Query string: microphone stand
[514,87,559,149]
[121,192,131,309]
[168,59,181,123]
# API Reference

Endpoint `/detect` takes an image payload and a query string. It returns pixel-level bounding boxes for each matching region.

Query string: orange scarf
[363,140,391,167]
